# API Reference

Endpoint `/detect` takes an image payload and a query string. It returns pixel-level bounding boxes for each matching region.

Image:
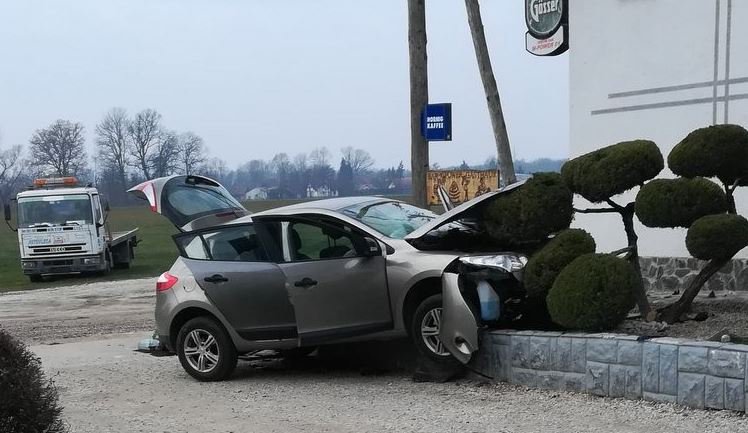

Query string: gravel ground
[0,277,155,344]
[31,335,748,433]
[4,278,748,431]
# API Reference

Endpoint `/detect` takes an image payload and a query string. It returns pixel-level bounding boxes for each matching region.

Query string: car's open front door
[269,216,393,346]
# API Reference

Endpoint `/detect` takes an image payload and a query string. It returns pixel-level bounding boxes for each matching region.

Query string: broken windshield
[341,200,436,239]
[17,194,93,228]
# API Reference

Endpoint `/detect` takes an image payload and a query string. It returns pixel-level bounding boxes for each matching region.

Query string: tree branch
[605,198,625,210]
[573,207,618,214]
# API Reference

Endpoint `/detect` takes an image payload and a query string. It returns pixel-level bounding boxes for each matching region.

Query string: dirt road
[0,277,155,344]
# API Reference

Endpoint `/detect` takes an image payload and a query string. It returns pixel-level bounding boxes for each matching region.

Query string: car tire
[410,294,458,364]
[176,316,237,382]
[29,274,43,283]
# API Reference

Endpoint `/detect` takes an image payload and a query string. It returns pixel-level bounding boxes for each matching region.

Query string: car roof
[17,187,97,198]
[229,196,400,225]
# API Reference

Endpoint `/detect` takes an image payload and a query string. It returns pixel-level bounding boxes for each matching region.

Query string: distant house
[244,187,268,201]
[306,185,337,198]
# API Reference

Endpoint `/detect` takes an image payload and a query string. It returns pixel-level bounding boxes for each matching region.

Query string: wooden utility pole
[465,0,516,186]
[408,0,429,207]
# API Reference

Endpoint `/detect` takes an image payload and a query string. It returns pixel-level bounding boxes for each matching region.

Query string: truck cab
[5,177,138,281]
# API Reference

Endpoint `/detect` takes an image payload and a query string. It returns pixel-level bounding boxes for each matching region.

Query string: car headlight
[83,257,101,265]
[22,261,36,268]
[459,254,528,273]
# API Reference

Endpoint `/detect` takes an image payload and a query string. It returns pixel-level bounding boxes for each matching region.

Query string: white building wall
[569,0,748,257]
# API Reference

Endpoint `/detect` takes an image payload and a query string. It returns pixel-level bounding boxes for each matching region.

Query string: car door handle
[294,277,317,288]
[204,274,229,283]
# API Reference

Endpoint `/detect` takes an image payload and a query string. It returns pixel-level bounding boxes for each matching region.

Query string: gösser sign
[525,0,568,56]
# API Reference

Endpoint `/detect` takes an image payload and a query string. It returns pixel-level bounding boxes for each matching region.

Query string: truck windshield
[17,194,93,228]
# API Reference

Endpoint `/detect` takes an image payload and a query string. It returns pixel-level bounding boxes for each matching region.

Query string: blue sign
[421,103,452,141]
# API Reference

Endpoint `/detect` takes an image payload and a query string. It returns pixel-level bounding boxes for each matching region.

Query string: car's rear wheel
[410,294,457,362]
[176,316,237,381]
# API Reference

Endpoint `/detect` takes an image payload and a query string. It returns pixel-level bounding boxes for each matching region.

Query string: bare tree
[293,153,308,172]
[465,0,516,186]
[128,109,162,179]
[178,132,206,175]
[340,146,375,176]
[309,147,332,167]
[200,157,229,183]
[151,130,181,177]
[0,144,27,205]
[29,119,87,176]
[96,108,131,190]
[271,153,291,188]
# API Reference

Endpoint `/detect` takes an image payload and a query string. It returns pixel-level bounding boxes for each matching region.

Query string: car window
[176,225,268,262]
[287,221,362,261]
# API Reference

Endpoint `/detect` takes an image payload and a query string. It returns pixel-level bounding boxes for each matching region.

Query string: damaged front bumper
[439,254,527,364]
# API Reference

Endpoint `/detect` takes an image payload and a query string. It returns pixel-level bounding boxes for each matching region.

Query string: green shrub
[635,177,728,228]
[561,140,664,203]
[0,328,67,433]
[546,254,637,331]
[483,172,573,247]
[686,214,748,260]
[668,124,748,185]
[524,229,596,301]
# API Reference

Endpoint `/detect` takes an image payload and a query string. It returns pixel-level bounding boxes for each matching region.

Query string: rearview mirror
[3,203,10,222]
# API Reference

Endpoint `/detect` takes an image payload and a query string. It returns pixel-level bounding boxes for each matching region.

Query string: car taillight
[156,272,179,292]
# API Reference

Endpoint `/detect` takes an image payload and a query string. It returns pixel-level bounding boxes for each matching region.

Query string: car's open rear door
[128,175,249,232]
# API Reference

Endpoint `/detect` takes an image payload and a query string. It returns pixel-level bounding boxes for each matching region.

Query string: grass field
[0,197,411,292]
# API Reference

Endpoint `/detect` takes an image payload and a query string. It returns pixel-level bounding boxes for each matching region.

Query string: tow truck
[4,177,139,282]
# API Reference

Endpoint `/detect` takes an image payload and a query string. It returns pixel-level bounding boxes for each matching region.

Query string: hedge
[686,214,748,260]
[668,124,748,185]
[635,177,728,228]
[561,140,664,203]
[483,172,573,247]
[0,328,67,433]
[546,254,637,331]
[524,229,596,301]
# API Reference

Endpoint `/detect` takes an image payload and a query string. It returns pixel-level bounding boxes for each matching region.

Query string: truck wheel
[29,275,43,283]
[410,294,458,364]
[176,316,237,382]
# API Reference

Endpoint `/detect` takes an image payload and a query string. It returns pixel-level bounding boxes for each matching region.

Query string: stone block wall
[640,256,748,292]
[471,330,748,412]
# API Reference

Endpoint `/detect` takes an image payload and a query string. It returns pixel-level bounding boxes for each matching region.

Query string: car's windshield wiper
[64,221,82,226]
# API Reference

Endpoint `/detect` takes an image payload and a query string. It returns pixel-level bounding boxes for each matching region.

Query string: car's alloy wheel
[420,307,450,357]
[410,294,458,363]
[183,329,220,373]
[176,316,237,381]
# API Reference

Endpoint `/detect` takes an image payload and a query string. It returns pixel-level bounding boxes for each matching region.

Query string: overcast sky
[0,0,568,170]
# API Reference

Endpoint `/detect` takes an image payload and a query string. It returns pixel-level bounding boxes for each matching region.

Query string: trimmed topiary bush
[561,140,664,203]
[483,172,573,247]
[686,214,748,260]
[0,328,67,433]
[524,229,596,301]
[546,254,637,331]
[635,177,728,228]
[668,124,748,185]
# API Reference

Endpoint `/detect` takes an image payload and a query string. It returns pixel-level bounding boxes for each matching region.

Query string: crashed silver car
[129,175,527,381]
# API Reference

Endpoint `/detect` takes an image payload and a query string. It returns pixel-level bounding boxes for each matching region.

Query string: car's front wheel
[176,316,237,381]
[410,294,457,363]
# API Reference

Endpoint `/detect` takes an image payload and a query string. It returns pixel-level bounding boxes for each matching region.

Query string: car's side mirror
[363,237,382,257]
[4,202,17,232]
